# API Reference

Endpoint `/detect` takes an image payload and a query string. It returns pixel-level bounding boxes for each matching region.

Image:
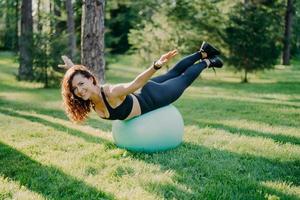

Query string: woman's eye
[79,82,83,85]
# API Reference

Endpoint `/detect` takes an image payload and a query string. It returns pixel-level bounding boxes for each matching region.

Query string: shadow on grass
[0,141,115,200]
[178,97,300,129]
[0,98,112,132]
[197,80,300,95]
[129,142,300,200]
[130,93,300,199]
[0,108,115,149]
[198,120,300,146]
[0,82,48,93]
[176,97,300,146]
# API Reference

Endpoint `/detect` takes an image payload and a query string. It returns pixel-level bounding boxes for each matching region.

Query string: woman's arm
[108,49,178,97]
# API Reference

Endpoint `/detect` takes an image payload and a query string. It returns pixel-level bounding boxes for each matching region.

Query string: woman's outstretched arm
[108,50,178,97]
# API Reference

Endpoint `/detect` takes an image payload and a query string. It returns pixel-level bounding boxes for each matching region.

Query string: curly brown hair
[61,65,98,123]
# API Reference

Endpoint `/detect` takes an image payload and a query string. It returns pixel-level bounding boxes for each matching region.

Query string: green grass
[0,51,299,200]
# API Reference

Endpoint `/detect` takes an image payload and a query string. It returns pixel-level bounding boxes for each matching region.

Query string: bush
[224,2,283,82]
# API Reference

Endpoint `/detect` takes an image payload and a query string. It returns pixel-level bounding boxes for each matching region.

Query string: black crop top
[99,86,133,120]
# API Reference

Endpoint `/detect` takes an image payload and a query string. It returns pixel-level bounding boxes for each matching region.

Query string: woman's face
[71,73,95,100]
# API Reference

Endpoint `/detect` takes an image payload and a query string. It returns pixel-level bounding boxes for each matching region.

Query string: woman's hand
[155,49,178,67]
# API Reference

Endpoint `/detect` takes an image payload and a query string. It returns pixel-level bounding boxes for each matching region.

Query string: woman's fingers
[159,49,178,63]
[170,49,178,56]
[168,50,178,59]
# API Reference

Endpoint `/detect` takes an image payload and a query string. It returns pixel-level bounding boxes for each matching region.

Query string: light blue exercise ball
[112,105,184,153]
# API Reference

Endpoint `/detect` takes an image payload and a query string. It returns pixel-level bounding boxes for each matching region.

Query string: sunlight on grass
[186,87,300,108]
[0,176,45,200]
[184,125,300,162]
[0,111,186,200]
[200,69,277,84]
[1,108,113,141]
[261,181,300,198]
[1,52,300,199]
[217,119,300,139]
[0,92,40,102]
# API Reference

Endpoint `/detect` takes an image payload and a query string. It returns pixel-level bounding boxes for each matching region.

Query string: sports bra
[99,86,133,120]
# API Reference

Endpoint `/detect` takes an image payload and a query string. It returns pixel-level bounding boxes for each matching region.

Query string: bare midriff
[94,94,141,120]
[125,94,142,119]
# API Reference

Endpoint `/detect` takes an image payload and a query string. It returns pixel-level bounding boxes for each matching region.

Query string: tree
[19,0,33,80]
[291,0,300,56]
[32,0,68,87]
[282,0,294,65]
[224,2,283,82]
[66,0,76,60]
[168,0,225,52]
[81,0,105,83]
[105,4,138,54]
[73,0,83,58]
[105,1,152,54]
[128,12,181,68]
[36,0,43,32]
[0,0,19,51]
[127,0,224,67]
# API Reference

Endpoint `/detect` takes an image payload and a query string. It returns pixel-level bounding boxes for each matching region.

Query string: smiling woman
[61,42,223,123]
[61,65,97,122]
[71,72,94,100]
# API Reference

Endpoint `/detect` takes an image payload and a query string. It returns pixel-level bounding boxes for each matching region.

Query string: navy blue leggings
[133,52,207,114]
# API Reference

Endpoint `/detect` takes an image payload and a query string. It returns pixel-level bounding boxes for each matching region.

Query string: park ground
[0,52,299,199]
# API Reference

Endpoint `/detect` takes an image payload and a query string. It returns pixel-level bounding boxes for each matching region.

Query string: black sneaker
[200,41,221,58]
[208,56,223,68]
[206,56,223,74]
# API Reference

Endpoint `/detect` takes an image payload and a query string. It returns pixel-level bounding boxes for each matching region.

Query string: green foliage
[105,0,163,55]
[105,4,139,54]
[0,0,19,51]
[291,0,300,56]
[224,2,283,82]
[128,12,182,67]
[32,32,66,88]
[73,0,82,63]
[127,0,225,67]
[31,6,69,88]
[168,0,225,48]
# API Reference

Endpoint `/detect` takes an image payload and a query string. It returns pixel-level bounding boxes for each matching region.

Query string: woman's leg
[137,60,207,114]
[150,52,202,83]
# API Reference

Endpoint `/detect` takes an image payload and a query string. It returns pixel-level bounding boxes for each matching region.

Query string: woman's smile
[78,89,86,97]
[77,89,89,99]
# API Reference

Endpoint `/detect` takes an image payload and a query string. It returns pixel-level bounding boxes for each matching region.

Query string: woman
[61,41,223,123]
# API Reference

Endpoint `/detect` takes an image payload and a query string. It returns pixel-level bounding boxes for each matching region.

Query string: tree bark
[4,0,18,51]
[37,0,42,32]
[53,0,62,34]
[15,0,19,51]
[282,0,294,65]
[243,69,248,83]
[19,0,33,80]
[66,0,76,60]
[81,0,105,83]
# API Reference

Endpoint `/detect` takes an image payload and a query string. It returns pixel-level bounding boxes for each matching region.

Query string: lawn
[0,52,299,200]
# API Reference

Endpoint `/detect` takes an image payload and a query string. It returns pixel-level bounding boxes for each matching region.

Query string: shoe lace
[212,67,216,75]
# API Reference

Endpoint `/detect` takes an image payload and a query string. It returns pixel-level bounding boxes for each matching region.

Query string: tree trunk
[19,0,33,80]
[53,0,62,34]
[37,0,42,32]
[14,0,19,51]
[81,0,105,83]
[66,0,76,60]
[242,69,248,83]
[4,0,10,49]
[282,0,294,65]
[4,0,18,50]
